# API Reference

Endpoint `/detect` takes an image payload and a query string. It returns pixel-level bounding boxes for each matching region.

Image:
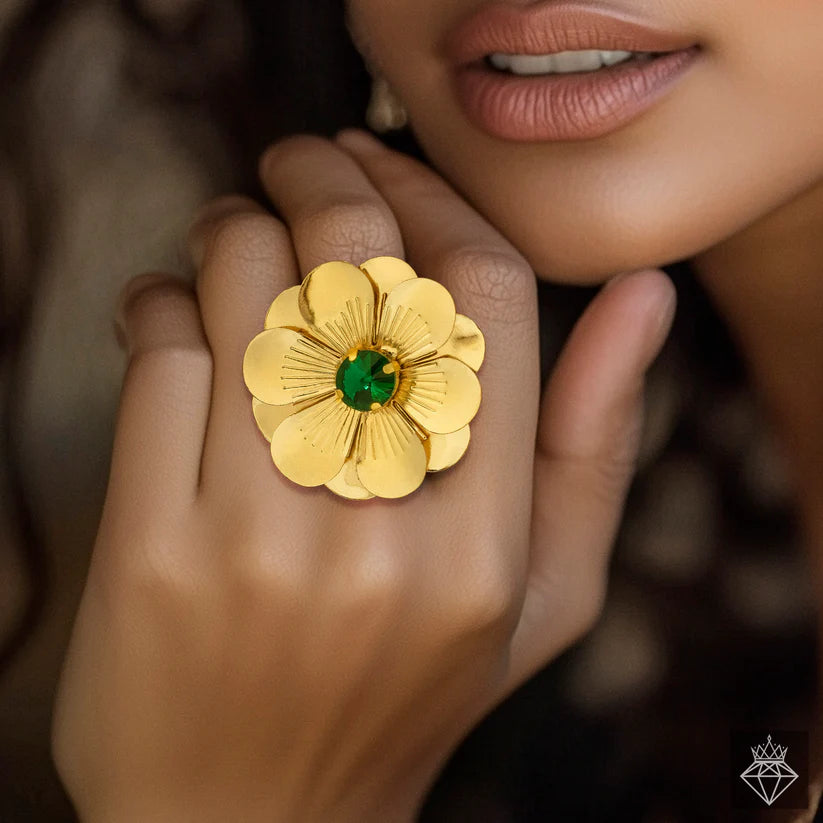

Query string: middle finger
[259,135,404,273]
[335,130,540,511]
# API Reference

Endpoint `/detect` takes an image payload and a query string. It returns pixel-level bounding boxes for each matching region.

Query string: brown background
[0,2,815,820]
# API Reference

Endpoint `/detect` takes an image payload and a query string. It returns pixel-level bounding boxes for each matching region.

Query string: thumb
[503,269,676,696]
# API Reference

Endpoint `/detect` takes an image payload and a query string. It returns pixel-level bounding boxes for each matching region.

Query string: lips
[446,1,701,142]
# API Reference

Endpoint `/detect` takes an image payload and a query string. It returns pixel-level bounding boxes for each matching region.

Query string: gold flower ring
[243,256,485,500]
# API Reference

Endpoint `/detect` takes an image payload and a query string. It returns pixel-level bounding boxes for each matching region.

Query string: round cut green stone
[336,350,397,411]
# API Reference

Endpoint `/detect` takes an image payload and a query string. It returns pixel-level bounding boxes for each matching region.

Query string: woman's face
[346,0,823,283]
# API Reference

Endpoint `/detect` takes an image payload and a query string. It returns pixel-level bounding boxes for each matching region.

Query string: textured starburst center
[336,349,398,411]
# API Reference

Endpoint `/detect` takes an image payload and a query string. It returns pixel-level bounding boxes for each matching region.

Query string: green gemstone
[336,350,397,411]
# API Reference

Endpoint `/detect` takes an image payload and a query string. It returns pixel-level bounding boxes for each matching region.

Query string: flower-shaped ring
[243,256,485,500]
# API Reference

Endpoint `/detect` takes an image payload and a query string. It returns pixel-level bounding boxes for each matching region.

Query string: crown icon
[740,733,798,806]
[751,735,788,762]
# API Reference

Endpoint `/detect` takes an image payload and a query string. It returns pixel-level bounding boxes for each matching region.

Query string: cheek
[357,1,823,283]
[417,50,823,283]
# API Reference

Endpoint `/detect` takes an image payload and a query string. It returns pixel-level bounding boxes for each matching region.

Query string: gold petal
[264,285,306,330]
[271,395,360,487]
[378,277,456,360]
[244,327,339,406]
[425,425,471,472]
[437,314,485,372]
[252,398,296,442]
[299,261,376,352]
[355,406,428,499]
[360,256,417,296]
[325,457,375,500]
[401,356,481,435]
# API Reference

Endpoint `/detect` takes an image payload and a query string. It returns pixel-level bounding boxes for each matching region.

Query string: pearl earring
[366,76,408,134]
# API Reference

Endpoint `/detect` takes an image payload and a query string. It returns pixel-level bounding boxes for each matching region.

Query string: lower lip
[453,47,701,142]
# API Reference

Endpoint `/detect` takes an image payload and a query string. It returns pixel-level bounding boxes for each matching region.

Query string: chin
[411,138,732,285]
[464,205,710,285]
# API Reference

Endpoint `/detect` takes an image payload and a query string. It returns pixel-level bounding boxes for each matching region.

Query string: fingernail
[654,277,678,338]
[600,270,677,361]
[335,128,384,154]
[633,272,678,356]
[602,270,676,326]
[602,271,630,292]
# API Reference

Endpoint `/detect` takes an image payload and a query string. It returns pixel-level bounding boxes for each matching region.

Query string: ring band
[243,256,485,500]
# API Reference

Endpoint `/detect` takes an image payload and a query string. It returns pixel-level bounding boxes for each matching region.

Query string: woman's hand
[51,130,675,823]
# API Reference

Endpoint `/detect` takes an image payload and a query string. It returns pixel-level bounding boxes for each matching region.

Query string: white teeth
[507,54,556,75]
[489,52,513,71]
[600,50,634,66]
[488,49,636,75]
[552,50,604,73]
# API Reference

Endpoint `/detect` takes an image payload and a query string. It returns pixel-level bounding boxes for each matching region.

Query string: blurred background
[0,1,816,820]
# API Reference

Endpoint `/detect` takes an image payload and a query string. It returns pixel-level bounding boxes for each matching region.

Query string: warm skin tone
[351,0,823,802]
[696,181,823,540]
[348,0,823,282]
[51,0,823,819]
[51,137,674,822]
[346,0,823,508]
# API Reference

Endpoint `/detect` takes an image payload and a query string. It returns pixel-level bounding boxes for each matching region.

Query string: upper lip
[445,1,698,66]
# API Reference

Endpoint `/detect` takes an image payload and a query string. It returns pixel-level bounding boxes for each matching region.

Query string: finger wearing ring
[243,256,485,500]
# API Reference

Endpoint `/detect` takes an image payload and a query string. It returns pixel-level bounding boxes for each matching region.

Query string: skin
[348,0,823,283]
[345,0,823,518]
[51,137,673,821]
[52,0,823,818]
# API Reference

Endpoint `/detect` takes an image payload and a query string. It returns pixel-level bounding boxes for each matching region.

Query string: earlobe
[366,75,409,134]
[344,3,409,133]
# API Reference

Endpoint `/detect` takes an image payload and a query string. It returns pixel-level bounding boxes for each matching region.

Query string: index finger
[336,130,541,506]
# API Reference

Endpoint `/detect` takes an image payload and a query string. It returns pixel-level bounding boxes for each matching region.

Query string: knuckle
[205,212,285,266]
[441,248,535,326]
[260,133,331,177]
[226,517,310,605]
[234,546,305,607]
[343,541,407,604]
[331,551,408,636]
[449,562,519,635]
[120,276,191,328]
[134,546,192,598]
[297,199,398,263]
[229,529,409,617]
[105,529,201,609]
